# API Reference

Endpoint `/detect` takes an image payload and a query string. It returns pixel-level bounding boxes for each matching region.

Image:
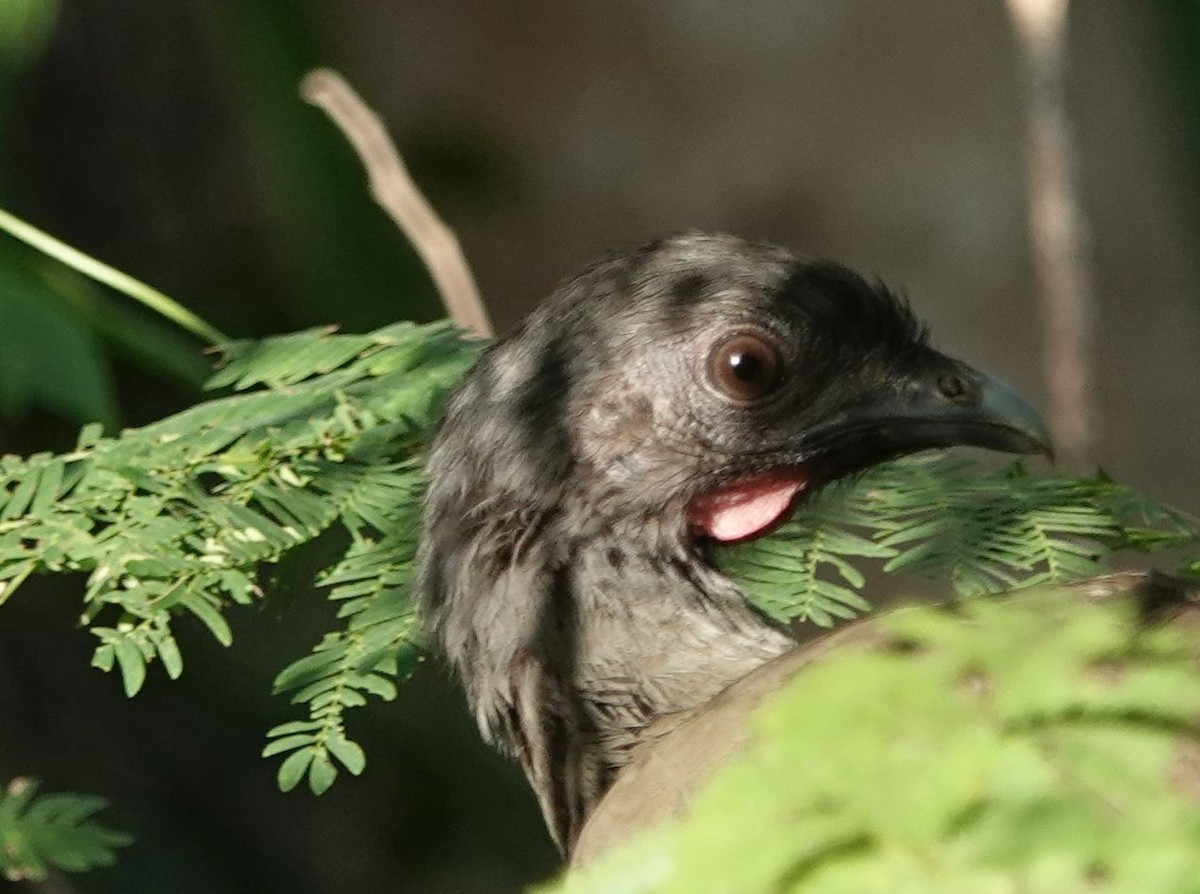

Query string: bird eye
[706,332,783,402]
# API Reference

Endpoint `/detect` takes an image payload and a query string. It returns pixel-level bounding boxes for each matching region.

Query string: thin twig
[300,68,493,339]
[1005,0,1097,469]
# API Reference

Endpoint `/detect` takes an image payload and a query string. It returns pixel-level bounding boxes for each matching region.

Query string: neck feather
[419,507,792,851]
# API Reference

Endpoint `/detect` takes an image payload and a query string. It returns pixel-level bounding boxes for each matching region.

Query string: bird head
[423,233,1048,560]
[572,236,1051,545]
[417,233,1051,848]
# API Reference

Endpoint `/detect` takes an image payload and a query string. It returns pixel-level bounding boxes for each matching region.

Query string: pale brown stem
[300,68,493,339]
[1005,0,1097,469]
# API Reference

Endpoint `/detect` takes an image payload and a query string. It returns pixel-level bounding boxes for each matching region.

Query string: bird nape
[416,232,1052,856]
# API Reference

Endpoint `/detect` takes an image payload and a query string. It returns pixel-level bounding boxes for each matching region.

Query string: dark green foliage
[0,778,131,882]
[546,590,1200,893]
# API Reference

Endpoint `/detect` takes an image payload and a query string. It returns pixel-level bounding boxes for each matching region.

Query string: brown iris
[706,332,783,402]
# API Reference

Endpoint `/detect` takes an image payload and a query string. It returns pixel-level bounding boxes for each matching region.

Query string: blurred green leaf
[0,240,118,426]
[0,0,59,72]
[0,777,131,882]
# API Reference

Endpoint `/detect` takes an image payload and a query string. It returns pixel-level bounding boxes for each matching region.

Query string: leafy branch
[1,320,479,796]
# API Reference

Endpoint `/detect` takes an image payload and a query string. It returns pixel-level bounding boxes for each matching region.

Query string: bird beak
[803,363,1054,469]
[952,367,1054,459]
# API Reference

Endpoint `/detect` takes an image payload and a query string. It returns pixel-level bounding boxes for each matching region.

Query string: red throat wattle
[686,469,810,543]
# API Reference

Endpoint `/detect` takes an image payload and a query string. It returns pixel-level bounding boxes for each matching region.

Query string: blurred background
[1,2,1198,892]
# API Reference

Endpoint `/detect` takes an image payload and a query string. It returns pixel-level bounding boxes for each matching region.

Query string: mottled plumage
[418,233,1049,853]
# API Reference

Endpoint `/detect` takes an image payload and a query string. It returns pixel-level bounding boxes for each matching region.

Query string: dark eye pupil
[707,333,782,401]
[728,351,763,381]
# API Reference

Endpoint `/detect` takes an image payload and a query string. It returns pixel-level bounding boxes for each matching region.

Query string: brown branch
[300,68,493,339]
[1005,0,1097,469]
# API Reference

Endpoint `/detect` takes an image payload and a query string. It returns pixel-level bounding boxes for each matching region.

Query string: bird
[416,232,1063,859]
